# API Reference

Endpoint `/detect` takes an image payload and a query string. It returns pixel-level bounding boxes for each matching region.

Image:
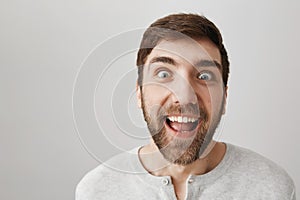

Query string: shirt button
[188,178,194,184]
[162,178,169,185]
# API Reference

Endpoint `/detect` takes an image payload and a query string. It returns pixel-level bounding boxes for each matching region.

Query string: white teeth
[167,116,198,123]
[177,116,183,123]
[183,117,188,123]
[170,116,174,122]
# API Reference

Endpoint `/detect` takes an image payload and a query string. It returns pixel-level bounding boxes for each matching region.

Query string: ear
[222,86,228,114]
[136,82,142,108]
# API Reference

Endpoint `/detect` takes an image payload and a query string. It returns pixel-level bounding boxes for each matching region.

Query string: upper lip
[166,114,200,118]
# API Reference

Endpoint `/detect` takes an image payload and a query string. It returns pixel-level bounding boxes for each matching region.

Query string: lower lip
[164,120,202,139]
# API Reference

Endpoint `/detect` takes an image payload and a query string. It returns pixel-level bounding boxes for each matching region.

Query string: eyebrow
[195,60,222,69]
[149,56,221,69]
[149,56,177,66]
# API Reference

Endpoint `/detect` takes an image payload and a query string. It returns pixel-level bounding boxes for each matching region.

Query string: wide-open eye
[157,70,171,79]
[198,72,213,81]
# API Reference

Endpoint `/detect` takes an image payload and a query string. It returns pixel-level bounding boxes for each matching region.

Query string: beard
[141,90,224,166]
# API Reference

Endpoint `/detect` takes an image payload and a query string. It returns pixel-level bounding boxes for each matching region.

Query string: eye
[157,70,171,79]
[198,72,213,81]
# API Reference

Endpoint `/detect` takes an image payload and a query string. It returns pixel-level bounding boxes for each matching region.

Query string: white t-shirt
[76,143,296,200]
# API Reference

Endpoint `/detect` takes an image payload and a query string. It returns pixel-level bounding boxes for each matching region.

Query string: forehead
[145,38,221,66]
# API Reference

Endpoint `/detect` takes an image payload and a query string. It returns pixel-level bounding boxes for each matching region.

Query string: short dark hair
[136,13,230,87]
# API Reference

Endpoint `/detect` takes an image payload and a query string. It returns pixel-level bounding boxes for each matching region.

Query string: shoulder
[227,144,295,198]
[76,148,142,200]
[229,144,291,177]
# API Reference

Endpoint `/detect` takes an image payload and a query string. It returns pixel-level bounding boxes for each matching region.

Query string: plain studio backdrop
[1,0,299,199]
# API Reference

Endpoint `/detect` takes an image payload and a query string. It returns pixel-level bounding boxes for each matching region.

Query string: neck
[139,140,226,200]
[138,140,226,179]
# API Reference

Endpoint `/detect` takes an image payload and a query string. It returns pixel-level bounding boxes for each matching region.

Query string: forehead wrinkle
[152,43,220,68]
[145,39,222,74]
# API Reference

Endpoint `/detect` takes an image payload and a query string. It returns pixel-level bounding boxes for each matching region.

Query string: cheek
[142,85,169,105]
[209,90,225,113]
[196,86,224,113]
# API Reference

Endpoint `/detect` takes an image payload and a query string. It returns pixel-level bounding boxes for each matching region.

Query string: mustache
[164,103,202,117]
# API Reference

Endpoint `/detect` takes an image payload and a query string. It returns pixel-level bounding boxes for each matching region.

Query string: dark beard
[141,91,224,166]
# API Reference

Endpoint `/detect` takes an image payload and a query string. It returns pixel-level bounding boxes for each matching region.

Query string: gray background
[1,0,299,199]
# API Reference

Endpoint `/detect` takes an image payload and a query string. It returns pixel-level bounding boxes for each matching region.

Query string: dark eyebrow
[149,56,177,66]
[195,59,222,69]
[148,56,221,69]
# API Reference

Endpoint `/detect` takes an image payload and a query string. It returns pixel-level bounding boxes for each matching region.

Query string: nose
[170,75,198,105]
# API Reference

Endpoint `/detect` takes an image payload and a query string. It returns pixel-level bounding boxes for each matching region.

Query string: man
[76,13,295,199]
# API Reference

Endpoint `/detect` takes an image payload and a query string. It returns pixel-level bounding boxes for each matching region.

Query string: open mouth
[165,115,200,133]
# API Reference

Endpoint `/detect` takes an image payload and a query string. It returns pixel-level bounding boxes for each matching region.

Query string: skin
[137,38,227,200]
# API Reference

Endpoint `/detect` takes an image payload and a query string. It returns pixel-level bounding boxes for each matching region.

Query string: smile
[165,115,201,137]
[167,116,198,123]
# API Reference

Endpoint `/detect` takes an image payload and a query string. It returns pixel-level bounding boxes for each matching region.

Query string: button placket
[160,178,177,200]
[186,178,196,199]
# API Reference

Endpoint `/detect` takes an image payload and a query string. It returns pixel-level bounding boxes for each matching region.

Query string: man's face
[137,38,226,165]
